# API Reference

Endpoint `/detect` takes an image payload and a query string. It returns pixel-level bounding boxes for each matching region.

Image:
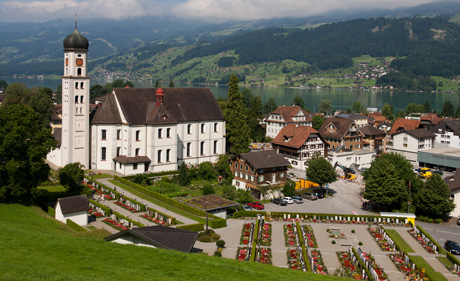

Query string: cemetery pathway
[271,221,288,268]
[98,178,198,225]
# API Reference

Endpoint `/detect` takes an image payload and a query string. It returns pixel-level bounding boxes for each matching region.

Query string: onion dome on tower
[63,20,89,50]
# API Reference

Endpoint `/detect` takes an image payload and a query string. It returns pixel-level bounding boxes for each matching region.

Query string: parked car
[291,196,303,204]
[457,217,460,226]
[433,170,444,176]
[247,202,264,210]
[303,192,318,200]
[316,192,325,199]
[283,197,294,204]
[243,205,252,211]
[445,240,460,255]
[272,198,287,206]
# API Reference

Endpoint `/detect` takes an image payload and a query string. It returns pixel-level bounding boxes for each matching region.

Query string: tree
[292,96,305,109]
[222,184,237,200]
[306,155,337,187]
[0,104,56,203]
[423,101,432,113]
[282,181,295,197]
[236,189,254,204]
[202,183,215,195]
[312,115,324,130]
[456,106,460,118]
[225,74,250,154]
[415,174,454,218]
[248,96,264,141]
[263,98,277,114]
[215,154,232,180]
[0,80,7,90]
[406,103,418,114]
[318,100,332,115]
[133,174,151,186]
[381,103,394,119]
[177,162,191,186]
[198,162,218,181]
[351,102,366,114]
[155,79,161,88]
[59,163,84,192]
[442,100,455,117]
[241,89,253,109]
[169,80,174,87]
[55,85,62,104]
[363,158,407,211]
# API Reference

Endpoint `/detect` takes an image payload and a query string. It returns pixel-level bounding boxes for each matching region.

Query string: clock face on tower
[76,58,84,67]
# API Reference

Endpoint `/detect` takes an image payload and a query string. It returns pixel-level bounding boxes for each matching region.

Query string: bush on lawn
[216,240,225,248]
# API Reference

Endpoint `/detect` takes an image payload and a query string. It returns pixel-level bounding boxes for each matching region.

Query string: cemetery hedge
[296,221,311,272]
[66,219,88,233]
[352,248,373,281]
[47,206,55,217]
[175,223,204,232]
[408,255,448,281]
[88,199,112,216]
[447,252,460,268]
[416,225,446,254]
[113,211,145,228]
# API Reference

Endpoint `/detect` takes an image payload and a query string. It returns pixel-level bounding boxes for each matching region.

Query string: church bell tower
[61,21,90,168]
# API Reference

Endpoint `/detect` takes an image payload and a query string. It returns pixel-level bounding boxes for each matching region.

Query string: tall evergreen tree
[169,80,174,87]
[416,174,454,218]
[442,100,454,117]
[225,74,250,154]
[381,103,394,119]
[248,96,264,141]
[292,96,305,109]
[177,162,190,186]
[423,101,432,113]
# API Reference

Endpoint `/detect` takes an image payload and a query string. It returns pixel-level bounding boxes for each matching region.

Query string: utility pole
[408,181,411,213]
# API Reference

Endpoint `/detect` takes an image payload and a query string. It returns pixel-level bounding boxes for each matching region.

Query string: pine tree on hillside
[225,74,250,154]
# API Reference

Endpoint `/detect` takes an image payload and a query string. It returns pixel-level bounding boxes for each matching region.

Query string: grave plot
[389,252,427,279]
[258,222,272,246]
[256,247,272,264]
[287,249,304,270]
[336,249,366,280]
[368,225,396,251]
[240,222,254,245]
[356,247,388,281]
[302,225,318,248]
[140,207,176,226]
[284,222,307,271]
[307,248,327,275]
[236,247,250,261]
[408,228,439,254]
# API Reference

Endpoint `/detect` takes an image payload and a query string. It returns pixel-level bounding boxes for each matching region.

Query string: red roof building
[265,105,312,139]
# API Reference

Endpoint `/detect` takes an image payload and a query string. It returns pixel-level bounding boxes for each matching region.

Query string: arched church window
[75,82,79,89]
[77,68,82,76]
[80,82,84,89]
[75,95,79,103]
[80,96,84,103]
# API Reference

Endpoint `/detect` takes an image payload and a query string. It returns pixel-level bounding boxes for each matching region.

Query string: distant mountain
[2,0,460,76]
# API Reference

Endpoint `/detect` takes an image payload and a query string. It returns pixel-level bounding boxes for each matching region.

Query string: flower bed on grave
[310,249,327,275]
[287,249,303,270]
[103,218,128,231]
[141,214,167,225]
[361,251,388,280]
[240,223,252,245]
[88,208,104,217]
[284,223,297,247]
[236,247,248,261]
[257,247,272,264]
[368,227,392,251]
[303,225,318,248]
[408,228,437,254]
[337,251,362,280]
[115,201,139,213]
[259,223,271,246]
[389,253,427,280]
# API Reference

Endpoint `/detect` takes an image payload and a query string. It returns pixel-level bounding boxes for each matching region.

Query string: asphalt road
[418,220,460,251]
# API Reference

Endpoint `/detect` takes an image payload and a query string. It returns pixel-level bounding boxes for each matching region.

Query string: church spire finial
[75,13,78,30]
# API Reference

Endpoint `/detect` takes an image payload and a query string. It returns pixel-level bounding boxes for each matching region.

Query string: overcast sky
[0,0,441,23]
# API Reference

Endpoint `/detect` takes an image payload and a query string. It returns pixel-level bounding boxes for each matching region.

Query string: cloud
[172,0,436,22]
[0,0,164,22]
[0,0,441,22]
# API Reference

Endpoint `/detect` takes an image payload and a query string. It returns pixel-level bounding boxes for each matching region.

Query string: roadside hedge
[176,223,204,232]
[47,206,55,217]
[113,211,145,228]
[114,176,226,229]
[416,225,446,254]
[66,219,88,232]
[447,252,460,267]
[88,199,112,216]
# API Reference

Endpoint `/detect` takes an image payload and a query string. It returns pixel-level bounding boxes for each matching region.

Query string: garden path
[271,221,288,268]
[97,178,198,225]
[219,218,250,259]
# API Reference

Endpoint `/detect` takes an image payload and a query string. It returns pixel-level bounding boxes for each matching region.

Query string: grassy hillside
[0,204,346,280]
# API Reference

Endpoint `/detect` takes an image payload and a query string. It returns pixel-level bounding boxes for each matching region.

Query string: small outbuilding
[55,194,89,226]
[182,194,238,219]
[104,225,198,253]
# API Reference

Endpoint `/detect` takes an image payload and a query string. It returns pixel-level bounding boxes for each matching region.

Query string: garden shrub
[213,250,222,257]
[210,218,227,229]
[435,218,442,224]
[216,240,225,248]
[198,162,218,181]
[199,229,215,236]
[176,223,204,232]
[202,183,215,195]
[331,240,336,244]
[199,235,212,242]
[47,206,55,217]
[351,229,355,233]
[122,170,178,180]
[211,233,221,240]
[66,219,87,232]
[359,242,363,246]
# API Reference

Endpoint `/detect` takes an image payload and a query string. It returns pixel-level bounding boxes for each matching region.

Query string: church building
[48,23,226,175]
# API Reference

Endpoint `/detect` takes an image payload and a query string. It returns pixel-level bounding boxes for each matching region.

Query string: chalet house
[55,194,89,226]
[265,105,312,139]
[367,112,387,127]
[90,88,225,175]
[104,225,198,252]
[388,118,422,137]
[420,113,443,128]
[230,150,290,198]
[387,129,435,163]
[335,113,369,128]
[271,124,328,170]
[429,120,460,149]
[359,125,386,155]
[318,118,364,151]
[51,105,62,133]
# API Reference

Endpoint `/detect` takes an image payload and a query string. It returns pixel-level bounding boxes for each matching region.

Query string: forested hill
[181,16,460,75]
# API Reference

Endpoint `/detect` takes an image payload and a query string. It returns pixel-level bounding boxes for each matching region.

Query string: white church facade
[48,23,226,175]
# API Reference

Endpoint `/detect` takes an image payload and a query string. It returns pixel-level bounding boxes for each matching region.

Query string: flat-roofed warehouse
[418,147,460,171]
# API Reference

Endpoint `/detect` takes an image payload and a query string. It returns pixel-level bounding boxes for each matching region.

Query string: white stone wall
[55,203,88,226]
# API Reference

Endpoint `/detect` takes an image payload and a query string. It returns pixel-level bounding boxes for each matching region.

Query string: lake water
[3,77,459,112]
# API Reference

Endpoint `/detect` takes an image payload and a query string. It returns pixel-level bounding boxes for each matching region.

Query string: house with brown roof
[271,124,328,170]
[230,150,290,199]
[90,88,225,174]
[388,118,422,136]
[265,105,312,139]
[104,225,198,252]
[318,118,364,152]
[360,125,386,155]
[55,194,89,226]
[420,113,443,127]
[336,112,369,128]
[387,129,435,163]
[367,112,387,127]
[429,119,460,149]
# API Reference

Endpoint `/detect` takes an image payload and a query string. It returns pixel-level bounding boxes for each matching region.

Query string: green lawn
[0,204,347,281]
[409,255,448,281]
[437,256,454,268]
[385,229,415,253]
[88,173,112,179]
[38,185,67,193]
